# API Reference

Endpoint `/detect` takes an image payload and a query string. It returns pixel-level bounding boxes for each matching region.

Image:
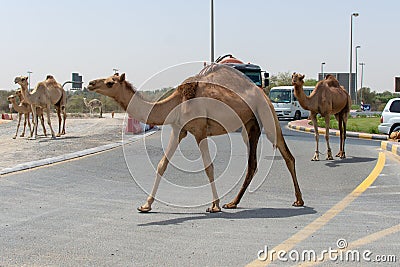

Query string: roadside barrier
[1,113,12,120]
[125,116,143,134]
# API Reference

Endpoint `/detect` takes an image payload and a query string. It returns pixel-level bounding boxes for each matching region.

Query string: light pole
[27,71,32,92]
[113,68,119,74]
[321,62,325,80]
[349,12,359,102]
[355,45,361,104]
[359,62,365,102]
[210,0,214,63]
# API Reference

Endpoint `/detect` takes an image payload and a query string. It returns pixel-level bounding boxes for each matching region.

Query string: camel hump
[177,78,198,100]
[324,74,341,88]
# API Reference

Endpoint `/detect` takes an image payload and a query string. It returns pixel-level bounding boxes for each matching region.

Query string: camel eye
[106,81,114,88]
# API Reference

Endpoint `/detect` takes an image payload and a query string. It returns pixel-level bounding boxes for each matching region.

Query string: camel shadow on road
[324,156,376,168]
[137,206,316,227]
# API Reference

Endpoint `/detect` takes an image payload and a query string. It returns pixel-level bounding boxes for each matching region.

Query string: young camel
[7,95,32,139]
[83,97,103,118]
[15,89,47,137]
[292,73,351,161]
[88,64,304,213]
[14,76,56,139]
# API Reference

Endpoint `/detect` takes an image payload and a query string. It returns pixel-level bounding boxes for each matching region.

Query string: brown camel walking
[292,73,351,161]
[88,65,304,212]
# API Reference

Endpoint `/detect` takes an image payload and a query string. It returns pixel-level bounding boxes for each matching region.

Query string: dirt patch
[0,113,128,171]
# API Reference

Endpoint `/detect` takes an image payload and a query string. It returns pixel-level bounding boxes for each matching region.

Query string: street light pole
[355,45,361,104]
[321,62,325,80]
[210,0,215,63]
[349,12,359,102]
[359,62,365,102]
[27,71,32,92]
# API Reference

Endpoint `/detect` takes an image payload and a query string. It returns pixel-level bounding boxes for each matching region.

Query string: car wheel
[294,111,301,120]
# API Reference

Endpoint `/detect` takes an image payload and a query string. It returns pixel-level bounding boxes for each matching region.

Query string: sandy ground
[0,113,128,171]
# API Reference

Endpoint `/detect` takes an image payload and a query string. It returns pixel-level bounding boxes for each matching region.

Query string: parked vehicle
[269,86,314,120]
[378,98,400,135]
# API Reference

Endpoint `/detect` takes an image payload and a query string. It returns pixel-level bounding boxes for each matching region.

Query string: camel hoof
[222,203,237,209]
[206,207,222,213]
[326,156,334,160]
[311,158,319,161]
[20,134,24,137]
[12,136,17,139]
[292,200,304,207]
[56,133,61,137]
[29,137,36,140]
[137,206,152,213]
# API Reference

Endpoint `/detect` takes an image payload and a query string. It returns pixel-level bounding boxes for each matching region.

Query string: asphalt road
[0,121,398,266]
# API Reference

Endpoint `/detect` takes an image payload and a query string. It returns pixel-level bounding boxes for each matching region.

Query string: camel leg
[40,114,47,136]
[56,106,62,137]
[223,119,260,209]
[324,116,333,160]
[195,134,221,213]
[137,128,186,212]
[45,106,56,139]
[21,113,27,137]
[276,130,304,206]
[340,114,347,159]
[99,107,103,118]
[13,113,22,139]
[335,114,344,158]
[24,113,32,137]
[310,112,320,161]
[29,105,38,140]
[61,106,66,135]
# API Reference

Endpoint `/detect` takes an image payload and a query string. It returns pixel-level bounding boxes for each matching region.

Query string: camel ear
[300,74,305,80]
[120,73,126,82]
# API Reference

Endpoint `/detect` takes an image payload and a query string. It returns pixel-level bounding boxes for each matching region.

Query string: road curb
[287,120,388,141]
[380,141,400,157]
[0,129,158,176]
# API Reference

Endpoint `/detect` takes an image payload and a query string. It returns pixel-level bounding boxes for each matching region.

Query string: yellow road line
[247,152,386,266]
[300,223,400,266]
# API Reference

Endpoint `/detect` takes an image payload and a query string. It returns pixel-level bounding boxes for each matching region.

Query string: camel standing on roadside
[16,89,47,137]
[14,76,56,139]
[292,73,351,161]
[88,64,304,213]
[44,75,67,136]
[83,97,103,118]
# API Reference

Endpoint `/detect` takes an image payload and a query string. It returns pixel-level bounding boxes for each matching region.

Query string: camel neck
[118,84,181,125]
[293,84,311,110]
[20,85,33,104]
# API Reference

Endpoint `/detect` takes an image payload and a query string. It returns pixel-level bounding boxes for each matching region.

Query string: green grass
[310,115,381,134]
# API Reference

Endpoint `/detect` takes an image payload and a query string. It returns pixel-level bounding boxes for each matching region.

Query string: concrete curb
[287,121,388,141]
[381,141,400,157]
[0,129,158,176]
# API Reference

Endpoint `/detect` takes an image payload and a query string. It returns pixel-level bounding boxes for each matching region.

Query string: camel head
[7,95,16,103]
[87,73,127,98]
[291,72,305,86]
[14,76,29,87]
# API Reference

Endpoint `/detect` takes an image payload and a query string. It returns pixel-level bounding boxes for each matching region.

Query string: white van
[269,86,314,120]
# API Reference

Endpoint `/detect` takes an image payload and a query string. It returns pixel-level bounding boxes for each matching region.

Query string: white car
[378,98,400,135]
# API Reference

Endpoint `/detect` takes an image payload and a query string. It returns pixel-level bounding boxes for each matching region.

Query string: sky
[0,0,399,92]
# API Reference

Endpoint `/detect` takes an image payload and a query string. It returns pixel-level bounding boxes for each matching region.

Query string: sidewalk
[287,119,399,157]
